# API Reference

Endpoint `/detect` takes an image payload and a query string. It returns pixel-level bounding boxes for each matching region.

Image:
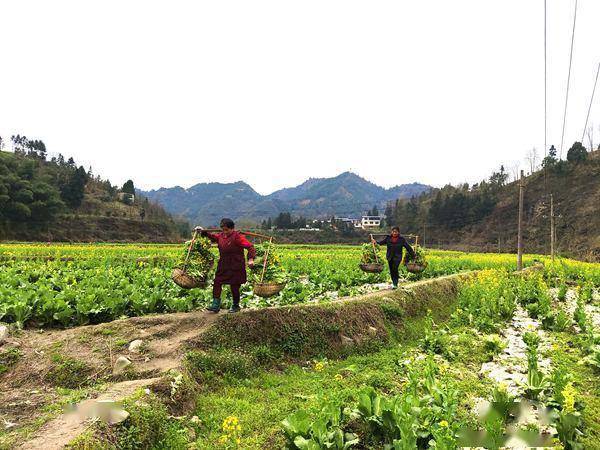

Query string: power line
[559,0,578,159]
[544,0,547,159]
[581,62,600,142]
[543,0,548,191]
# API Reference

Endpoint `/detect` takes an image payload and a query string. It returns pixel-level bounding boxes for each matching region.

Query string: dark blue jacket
[376,235,416,261]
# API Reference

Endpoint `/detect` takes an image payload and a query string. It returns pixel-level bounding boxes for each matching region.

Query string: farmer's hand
[371,237,376,244]
[248,259,255,268]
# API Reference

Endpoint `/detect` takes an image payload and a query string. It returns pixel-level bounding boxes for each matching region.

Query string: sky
[1,0,599,195]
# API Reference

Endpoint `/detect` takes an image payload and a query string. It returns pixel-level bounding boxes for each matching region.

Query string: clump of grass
[483,334,506,361]
[45,353,94,388]
[185,349,258,382]
[68,394,191,449]
[556,283,568,301]
[114,339,128,348]
[0,348,22,376]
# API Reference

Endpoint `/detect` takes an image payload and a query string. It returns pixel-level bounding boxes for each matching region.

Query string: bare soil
[0,310,219,449]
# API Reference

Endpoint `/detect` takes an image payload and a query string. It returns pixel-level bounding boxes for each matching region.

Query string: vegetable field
[1,242,599,449]
[0,242,598,328]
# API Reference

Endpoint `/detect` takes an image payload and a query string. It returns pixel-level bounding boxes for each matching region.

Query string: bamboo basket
[252,237,287,298]
[171,230,211,289]
[359,263,384,273]
[253,282,286,298]
[360,234,384,273]
[406,262,428,274]
[171,268,208,289]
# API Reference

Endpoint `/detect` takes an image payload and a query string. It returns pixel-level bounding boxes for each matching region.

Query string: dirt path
[18,378,161,450]
[1,309,220,450]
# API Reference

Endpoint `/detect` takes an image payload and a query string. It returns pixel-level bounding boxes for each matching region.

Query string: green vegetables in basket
[360,243,382,264]
[411,246,428,266]
[250,242,287,283]
[178,237,214,279]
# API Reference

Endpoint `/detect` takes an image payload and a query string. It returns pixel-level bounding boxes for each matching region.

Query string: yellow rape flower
[562,382,576,413]
[334,374,343,381]
[314,361,324,372]
[439,420,449,428]
[218,434,228,444]
[222,415,240,432]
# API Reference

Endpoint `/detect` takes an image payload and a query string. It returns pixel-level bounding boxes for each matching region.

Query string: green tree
[60,166,88,208]
[274,212,292,229]
[121,179,135,194]
[542,145,558,168]
[566,142,587,163]
[489,165,508,188]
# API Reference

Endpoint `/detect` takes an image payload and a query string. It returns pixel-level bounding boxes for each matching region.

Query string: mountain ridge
[141,172,431,226]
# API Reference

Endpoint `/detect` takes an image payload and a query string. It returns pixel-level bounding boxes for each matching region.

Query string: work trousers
[388,258,402,287]
[213,283,241,306]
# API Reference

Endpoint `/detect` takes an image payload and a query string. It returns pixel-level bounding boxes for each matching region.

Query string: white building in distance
[361,216,383,228]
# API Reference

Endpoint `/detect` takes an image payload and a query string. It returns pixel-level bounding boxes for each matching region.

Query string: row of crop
[279,270,599,450]
[0,250,389,327]
[1,245,598,328]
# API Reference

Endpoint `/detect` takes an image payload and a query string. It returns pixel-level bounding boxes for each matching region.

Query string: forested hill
[388,143,600,261]
[142,172,431,226]
[0,137,187,242]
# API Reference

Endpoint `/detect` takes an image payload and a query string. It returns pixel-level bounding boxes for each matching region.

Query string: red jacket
[202,231,256,285]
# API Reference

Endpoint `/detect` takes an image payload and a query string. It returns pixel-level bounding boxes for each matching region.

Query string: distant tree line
[261,212,310,230]
[0,134,185,236]
[385,141,594,233]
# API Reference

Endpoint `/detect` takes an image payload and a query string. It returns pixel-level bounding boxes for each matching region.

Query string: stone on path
[0,325,9,343]
[128,339,144,353]
[113,356,132,374]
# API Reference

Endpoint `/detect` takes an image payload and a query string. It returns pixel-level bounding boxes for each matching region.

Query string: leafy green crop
[360,243,382,264]
[177,237,214,279]
[250,242,287,284]
[0,243,597,328]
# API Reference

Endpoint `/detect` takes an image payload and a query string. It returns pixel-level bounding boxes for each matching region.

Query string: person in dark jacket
[196,218,255,313]
[371,226,415,288]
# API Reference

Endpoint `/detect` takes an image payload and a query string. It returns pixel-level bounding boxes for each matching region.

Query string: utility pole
[550,193,555,261]
[517,170,524,270]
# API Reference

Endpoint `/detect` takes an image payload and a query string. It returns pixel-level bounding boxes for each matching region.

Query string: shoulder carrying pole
[183,230,198,272]
[369,234,379,264]
[517,170,524,270]
[260,237,273,283]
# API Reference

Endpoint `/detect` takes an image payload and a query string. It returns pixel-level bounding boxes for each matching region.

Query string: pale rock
[0,325,8,343]
[3,419,17,430]
[128,339,144,353]
[113,356,132,374]
[341,335,354,346]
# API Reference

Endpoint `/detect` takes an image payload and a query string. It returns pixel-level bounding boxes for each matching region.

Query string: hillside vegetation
[0,137,187,242]
[142,171,430,226]
[389,145,600,261]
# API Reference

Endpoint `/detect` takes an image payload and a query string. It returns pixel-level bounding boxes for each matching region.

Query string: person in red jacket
[196,218,255,313]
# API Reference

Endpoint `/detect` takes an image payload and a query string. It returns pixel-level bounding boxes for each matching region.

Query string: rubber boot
[228,302,241,314]
[206,298,221,313]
